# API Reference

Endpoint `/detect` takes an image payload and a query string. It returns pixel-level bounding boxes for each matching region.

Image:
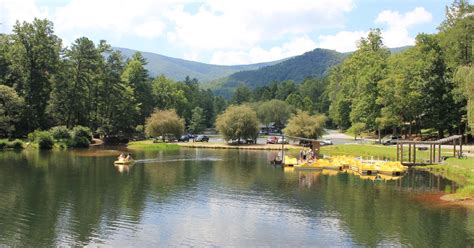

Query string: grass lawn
[320,144,453,162]
[127,140,180,150]
[321,144,397,159]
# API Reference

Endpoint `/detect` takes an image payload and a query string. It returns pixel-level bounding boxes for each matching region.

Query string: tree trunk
[438,129,444,139]
[409,123,412,138]
[378,128,381,144]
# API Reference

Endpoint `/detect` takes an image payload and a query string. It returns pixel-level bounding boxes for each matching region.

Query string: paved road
[200,131,473,157]
[205,129,365,146]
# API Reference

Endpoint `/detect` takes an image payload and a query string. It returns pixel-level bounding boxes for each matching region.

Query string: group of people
[299,148,315,164]
[117,152,133,162]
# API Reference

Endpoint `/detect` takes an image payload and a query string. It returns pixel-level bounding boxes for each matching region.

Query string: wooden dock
[396,135,463,165]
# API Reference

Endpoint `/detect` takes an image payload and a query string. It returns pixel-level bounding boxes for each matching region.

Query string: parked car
[259,130,269,135]
[383,135,402,145]
[320,139,333,146]
[246,138,256,144]
[277,137,289,144]
[299,140,311,147]
[266,136,278,144]
[178,135,190,142]
[195,135,209,142]
[186,133,197,139]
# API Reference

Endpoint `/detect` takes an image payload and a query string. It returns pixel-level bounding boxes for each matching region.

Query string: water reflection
[292,166,458,194]
[0,148,472,246]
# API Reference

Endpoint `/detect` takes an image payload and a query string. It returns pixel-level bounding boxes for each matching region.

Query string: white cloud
[0,0,49,33]
[0,1,435,65]
[315,7,433,52]
[166,0,354,50]
[210,36,317,65]
[375,7,433,47]
[52,0,176,41]
[318,31,368,52]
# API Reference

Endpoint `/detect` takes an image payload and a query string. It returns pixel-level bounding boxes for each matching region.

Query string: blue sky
[1,0,452,65]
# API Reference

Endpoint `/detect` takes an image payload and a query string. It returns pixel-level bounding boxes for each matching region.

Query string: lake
[0,148,473,246]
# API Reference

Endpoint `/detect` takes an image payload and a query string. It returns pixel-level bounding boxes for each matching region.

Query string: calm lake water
[0,148,473,247]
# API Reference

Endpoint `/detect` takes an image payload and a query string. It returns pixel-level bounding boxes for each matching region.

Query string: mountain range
[115,46,410,97]
[113,47,283,82]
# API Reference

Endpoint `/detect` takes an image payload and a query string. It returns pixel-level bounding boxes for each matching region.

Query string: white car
[277,137,289,144]
[320,139,333,146]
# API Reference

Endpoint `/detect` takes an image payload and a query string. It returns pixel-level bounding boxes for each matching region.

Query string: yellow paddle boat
[375,161,407,176]
[350,160,378,175]
[283,155,299,167]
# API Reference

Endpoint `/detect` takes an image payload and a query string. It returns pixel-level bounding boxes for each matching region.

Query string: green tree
[101,51,139,135]
[438,0,473,70]
[152,75,188,116]
[257,99,292,130]
[189,107,205,134]
[348,29,389,129]
[377,48,424,136]
[215,105,259,142]
[348,122,366,140]
[275,80,297,100]
[231,85,252,104]
[455,65,474,134]
[63,37,100,127]
[283,111,327,139]
[327,66,351,129]
[298,77,328,113]
[416,33,458,137]
[326,30,389,131]
[285,93,304,110]
[121,52,153,124]
[0,85,24,137]
[145,109,185,141]
[9,18,61,131]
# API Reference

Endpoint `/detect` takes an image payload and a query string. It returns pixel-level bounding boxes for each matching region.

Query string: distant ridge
[112,46,411,96]
[207,48,345,97]
[207,46,412,98]
[113,47,283,82]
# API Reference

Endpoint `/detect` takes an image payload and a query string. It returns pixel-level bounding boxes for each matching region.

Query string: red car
[266,136,278,144]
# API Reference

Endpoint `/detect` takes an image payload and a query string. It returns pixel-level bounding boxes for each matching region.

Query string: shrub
[145,109,185,141]
[28,130,42,142]
[7,139,24,149]
[68,135,90,148]
[72,126,92,142]
[50,126,71,140]
[36,131,54,150]
[215,105,259,142]
[0,140,7,149]
[283,111,327,140]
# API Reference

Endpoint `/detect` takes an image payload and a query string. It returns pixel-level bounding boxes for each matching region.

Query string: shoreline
[177,142,299,150]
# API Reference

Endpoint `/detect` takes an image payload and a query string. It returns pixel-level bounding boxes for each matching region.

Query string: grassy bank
[321,144,397,159]
[127,140,180,150]
[321,144,454,163]
[0,139,25,150]
[321,144,474,199]
[422,158,474,196]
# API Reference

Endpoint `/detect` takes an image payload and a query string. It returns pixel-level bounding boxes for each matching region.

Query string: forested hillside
[113,47,282,82]
[209,47,410,98]
[210,49,345,97]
